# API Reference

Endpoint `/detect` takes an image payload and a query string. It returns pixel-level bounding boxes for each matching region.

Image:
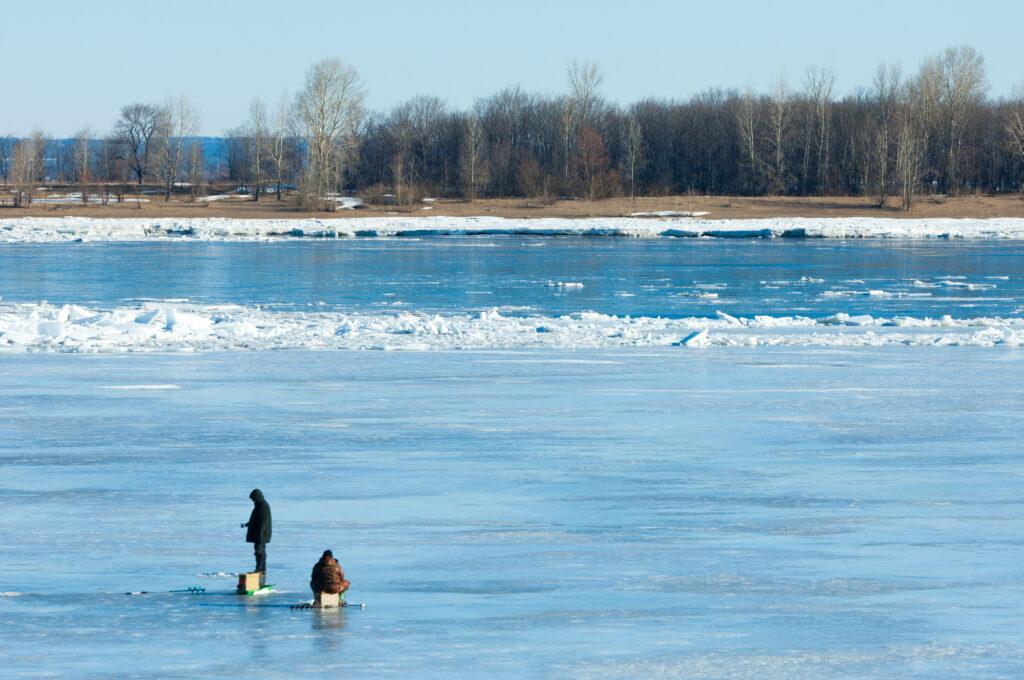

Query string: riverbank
[3,193,1024,220]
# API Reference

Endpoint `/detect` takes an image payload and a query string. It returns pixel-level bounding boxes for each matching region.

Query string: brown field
[3,190,1024,220]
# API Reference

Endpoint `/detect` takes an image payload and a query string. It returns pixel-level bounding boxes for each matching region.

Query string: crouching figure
[310,550,350,607]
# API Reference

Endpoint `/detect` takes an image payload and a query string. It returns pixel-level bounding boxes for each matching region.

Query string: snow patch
[629,211,711,217]
[3,216,1024,243]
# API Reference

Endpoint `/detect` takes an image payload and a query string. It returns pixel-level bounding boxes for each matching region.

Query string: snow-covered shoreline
[4,215,1024,242]
[2,301,1022,353]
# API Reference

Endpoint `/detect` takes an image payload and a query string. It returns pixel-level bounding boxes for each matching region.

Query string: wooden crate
[237,572,262,593]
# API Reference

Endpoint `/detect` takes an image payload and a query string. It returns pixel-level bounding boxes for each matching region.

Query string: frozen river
[2,239,1024,351]
[2,349,1022,678]
[1,237,1022,678]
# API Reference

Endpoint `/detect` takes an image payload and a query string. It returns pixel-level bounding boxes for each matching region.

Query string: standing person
[241,489,272,578]
[310,550,350,606]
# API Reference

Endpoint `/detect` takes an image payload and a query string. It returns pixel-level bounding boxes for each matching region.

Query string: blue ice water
[1,238,1023,678]
[1,238,1022,319]
[1,349,1022,678]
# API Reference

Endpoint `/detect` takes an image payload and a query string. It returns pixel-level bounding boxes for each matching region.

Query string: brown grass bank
[3,193,1024,220]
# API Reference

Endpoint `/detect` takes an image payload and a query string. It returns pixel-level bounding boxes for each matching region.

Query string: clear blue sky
[4,0,1022,136]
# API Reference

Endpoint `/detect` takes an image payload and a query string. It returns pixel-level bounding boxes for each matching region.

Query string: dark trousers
[253,542,266,574]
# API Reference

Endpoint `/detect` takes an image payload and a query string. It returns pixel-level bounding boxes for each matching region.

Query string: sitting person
[310,550,350,606]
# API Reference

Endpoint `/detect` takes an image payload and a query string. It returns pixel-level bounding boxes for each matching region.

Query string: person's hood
[249,489,265,503]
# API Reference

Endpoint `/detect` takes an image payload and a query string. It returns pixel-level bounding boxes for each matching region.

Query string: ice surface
[3,215,1024,242]
[99,384,181,390]
[2,234,1023,677]
[1,349,1022,677]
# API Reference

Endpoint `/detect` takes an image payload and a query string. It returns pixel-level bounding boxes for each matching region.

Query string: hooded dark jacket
[246,489,272,544]
[311,555,347,594]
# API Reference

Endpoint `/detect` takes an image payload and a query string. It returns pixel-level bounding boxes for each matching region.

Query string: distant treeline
[3,46,1024,210]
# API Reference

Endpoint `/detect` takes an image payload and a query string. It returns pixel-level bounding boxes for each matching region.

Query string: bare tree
[764,76,792,194]
[388,107,413,204]
[895,82,926,212]
[460,106,487,200]
[517,153,545,199]
[223,126,250,187]
[98,134,129,203]
[157,95,200,201]
[246,97,269,200]
[559,96,575,191]
[74,128,92,204]
[270,92,292,200]
[802,66,835,194]
[15,44,1024,209]
[1007,85,1024,186]
[736,87,760,193]
[937,46,987,192]
[561,59,604,192]
[342,46,1022,201]
[11,140,35,206]
[29,130,49,182]
[115,103,168,184]
[52,139,76,183]
[0,135,13,183]
[577,125,612,200]
[384,95,447,202]
[567,59,604,124]
[623,112,643,198]
[390,155,408,204]
[872,63,902,207]
[96,135,123,204]
[293,58,365,210]
[186,141,206,200]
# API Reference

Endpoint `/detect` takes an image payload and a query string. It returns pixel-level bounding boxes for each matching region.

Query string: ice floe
[675,329,710,348]
[1,301,1021,352]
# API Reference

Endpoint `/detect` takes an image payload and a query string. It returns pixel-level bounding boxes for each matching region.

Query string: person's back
[310,550,349,603]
